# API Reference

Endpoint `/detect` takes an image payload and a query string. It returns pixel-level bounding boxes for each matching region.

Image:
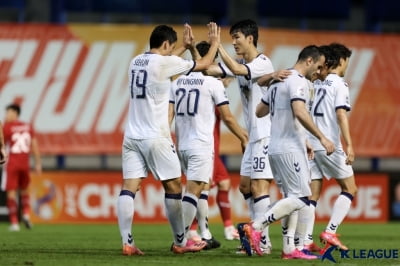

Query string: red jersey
[3,120,34,170]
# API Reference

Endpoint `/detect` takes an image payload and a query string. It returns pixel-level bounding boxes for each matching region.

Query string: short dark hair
[195,41,218,59]
[149,25,177,49]
[230,19,258,47]
[6,103,20,116]
[319,45,339,69]
[329,43,352,63]
[297,45,323,63]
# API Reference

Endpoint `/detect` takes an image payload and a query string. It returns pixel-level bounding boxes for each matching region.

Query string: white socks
[303,200,317,245]
[253,197,306,231]
[165,193,186,246]
[326,192,353,233]
[254,195,271,247]
[281,211,298,254]
[197,191,212,240]
[117,190,135,246]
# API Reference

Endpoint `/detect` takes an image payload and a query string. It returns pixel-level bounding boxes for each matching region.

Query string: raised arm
[217,44,248,75]
[192,22,221,71]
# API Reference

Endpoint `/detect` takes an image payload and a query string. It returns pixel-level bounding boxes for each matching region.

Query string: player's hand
[207,22,220,45]
[306,141,314,160]
[0,148,6,164]
[272,69,291,81]
[320,137,335,156]
[183,23,194,49]
[345,145,355,165]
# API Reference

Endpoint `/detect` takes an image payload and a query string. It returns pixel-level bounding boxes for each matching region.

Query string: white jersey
[220,54,274,143]
[309,73,351,151]
[262,69,309,154]
[170,72,229,150]
[124,52,195,139]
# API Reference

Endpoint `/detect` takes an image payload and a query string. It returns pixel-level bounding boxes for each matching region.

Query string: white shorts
[122,137,181,181]
[240,137,273,180]
[178,148,213,183]
[312,149,354,180]
[268,152,311,198]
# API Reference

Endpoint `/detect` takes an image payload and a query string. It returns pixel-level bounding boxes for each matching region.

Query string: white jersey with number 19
[262,69,309,155]
[124,52,195,140]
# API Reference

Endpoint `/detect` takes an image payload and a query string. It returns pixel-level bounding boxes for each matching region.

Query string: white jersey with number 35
[124,52,195,140]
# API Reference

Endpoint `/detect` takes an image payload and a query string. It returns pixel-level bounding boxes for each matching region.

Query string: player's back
[125,52,194,140]
[3,120,32,167]
[310,73,351,150]
[268,70,308,155]
[171,72,228,150]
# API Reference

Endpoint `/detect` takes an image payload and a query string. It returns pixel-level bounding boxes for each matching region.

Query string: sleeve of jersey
[335,81,351,111]
[261,91,270,106]
[245,54,275,80]
[289,77,307,103]
[212,79,230,106]
[163,56,195,78]
[218,62,234,78]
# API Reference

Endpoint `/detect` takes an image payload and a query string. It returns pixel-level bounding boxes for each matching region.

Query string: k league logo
[321,246,399,263]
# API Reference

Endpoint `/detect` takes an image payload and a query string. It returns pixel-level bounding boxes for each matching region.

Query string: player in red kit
[1,104,42,231]
[212,107,240,240]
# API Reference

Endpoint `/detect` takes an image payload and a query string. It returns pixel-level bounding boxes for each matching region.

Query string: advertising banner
[27,171,388,224]
[0,25,399,156]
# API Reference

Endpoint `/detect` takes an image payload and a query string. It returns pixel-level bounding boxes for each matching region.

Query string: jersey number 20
[11,132,31,154]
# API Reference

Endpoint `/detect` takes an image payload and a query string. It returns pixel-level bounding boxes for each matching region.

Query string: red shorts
[1,164,30,191]
[212,155,230,185]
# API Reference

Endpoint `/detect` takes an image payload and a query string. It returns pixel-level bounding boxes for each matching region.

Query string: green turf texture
[0,222,399,266]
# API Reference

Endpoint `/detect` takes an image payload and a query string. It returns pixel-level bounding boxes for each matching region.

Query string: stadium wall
[0,24,399,156]
[0,171,392,224]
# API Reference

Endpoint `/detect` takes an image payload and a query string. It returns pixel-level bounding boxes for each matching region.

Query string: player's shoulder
[251,53,272,65]
[286,69,305,82]
[328,73,348,89]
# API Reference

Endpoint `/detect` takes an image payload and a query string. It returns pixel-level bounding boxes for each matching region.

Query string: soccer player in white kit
[206,19,291,254]
[243,45,335,259]
[298,44,338,254]
[117,23,221,255]
[170,41,248,250]
[307,43,356,251]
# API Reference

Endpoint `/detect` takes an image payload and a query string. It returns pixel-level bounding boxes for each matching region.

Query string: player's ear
[161,40,169,51]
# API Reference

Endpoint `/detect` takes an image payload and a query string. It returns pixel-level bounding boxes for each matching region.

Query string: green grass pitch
[0,222,399,266]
